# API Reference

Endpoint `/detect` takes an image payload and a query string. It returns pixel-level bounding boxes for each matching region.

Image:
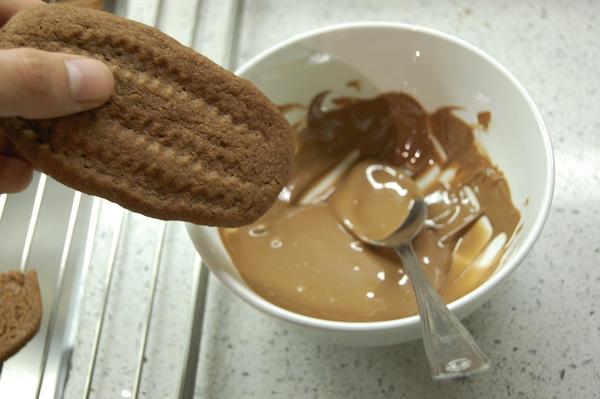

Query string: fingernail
[65,58,114,103]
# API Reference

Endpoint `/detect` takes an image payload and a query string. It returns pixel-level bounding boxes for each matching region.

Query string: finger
[0,155,33,193]
[0,0,42,26]
[0,48,114,119]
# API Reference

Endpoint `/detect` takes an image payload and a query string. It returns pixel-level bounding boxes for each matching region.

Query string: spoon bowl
[361,198,428,248]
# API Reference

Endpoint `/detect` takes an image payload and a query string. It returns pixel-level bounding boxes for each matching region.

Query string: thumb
[0,48,114,119]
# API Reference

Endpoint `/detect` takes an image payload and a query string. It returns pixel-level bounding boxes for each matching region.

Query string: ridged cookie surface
[0,5,294,227]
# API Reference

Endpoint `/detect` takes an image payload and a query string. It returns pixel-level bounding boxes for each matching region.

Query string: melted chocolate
[220,92,520,322]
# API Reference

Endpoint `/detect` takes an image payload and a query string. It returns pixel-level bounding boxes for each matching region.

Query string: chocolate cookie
[0,271,42,362]
[0,5,294,227]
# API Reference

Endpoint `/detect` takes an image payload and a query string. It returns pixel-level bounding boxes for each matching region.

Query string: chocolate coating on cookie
[0,5,294,226]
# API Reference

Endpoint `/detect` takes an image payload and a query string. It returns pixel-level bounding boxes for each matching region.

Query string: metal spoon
[358,198,491,381]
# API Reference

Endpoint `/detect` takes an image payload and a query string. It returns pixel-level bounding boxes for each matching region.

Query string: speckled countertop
[65,0,600,398]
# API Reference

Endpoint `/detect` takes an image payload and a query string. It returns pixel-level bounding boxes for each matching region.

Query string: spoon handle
[395,244,490,381]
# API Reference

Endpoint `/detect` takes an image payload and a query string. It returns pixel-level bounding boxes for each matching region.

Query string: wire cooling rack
[0,0,243,397]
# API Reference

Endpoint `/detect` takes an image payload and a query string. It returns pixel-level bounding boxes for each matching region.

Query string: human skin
[0,0,114,193]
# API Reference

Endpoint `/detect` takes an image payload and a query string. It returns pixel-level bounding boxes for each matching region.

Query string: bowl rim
[193,21,555,332]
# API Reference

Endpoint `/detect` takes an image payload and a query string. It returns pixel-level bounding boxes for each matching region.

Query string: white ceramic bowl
[187,22,554,346]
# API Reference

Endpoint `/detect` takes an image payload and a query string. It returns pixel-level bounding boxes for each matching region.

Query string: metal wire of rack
[0,0,244,397]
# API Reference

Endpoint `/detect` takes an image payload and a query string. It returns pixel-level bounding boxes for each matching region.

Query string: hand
[0,0,114,193]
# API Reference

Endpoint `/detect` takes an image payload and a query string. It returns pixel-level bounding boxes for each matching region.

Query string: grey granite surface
[65,0,599,398]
